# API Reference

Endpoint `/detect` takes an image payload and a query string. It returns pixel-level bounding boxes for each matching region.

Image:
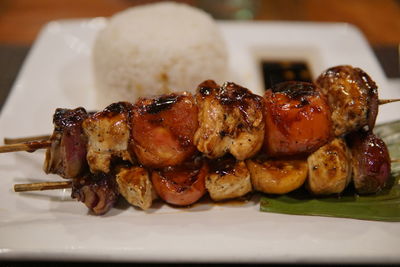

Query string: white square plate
[0,19,399,263]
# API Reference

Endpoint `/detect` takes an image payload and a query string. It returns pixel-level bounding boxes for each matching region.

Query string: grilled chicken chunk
[307,138,352,195]
[131,93,198,168]
[194,80,264,160]
[71,172,119,215]
[83,102,133,173]
[206,156,252,201]
[246,155,308,194]
[116,166,156,210]
[263,82,332,157]
[44,107,88,178]
[316,65,379,136]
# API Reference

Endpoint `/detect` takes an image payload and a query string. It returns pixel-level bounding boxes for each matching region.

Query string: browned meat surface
[347,131,391,194]
[194,80,264,160]
[71,172,119,215]
[263,82,332,157]
[116,166,156,210]
[206,156,252,201]
[43,108,88,179]
[246,155,308,194]
[316,65,379,136]
[83,102,133,173]
[307,138,352,195]
[131,93,198,168]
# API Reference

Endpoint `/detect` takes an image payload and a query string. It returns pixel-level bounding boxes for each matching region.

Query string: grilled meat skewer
[3,65,399,180]
[2,65,398,215]
[13,131,393,215]
[45,80,333,178]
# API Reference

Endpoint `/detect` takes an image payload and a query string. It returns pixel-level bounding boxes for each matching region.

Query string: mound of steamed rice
[93,2,228,108]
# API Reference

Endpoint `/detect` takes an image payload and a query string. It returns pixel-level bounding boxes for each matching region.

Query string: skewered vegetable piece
[246,155,308,194]
[347,130,391,194]
[131,93,198,168]
[151,158,208,206]
[263,82,332,157]
[307,138,352,195]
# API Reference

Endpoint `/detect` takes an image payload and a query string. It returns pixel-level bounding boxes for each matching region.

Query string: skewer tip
[4,135,50,145]
[378,99,400,105]
[0,140,51,153]
[14,181,72,192]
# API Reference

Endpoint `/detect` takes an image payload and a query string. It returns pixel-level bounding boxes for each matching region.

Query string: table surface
[0,0,399,46]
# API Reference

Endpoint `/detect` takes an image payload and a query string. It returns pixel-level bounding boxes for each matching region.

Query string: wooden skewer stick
[14,181,72,192]
[4,135,50,145]
[378,99,400,105]
[0,140,52,153]
[391,159,400,163]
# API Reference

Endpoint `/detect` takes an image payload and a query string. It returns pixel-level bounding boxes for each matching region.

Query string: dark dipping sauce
[261,61,312,89]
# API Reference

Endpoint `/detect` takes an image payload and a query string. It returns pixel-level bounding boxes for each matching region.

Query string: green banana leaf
[260,120,400,221]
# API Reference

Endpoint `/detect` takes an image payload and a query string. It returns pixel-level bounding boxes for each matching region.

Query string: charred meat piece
[151,157,208,206]
[194,80,264,160]
[83,102,133,173]
[307,138,352,195]
[316,65,379,136]
[43,107,88,179]
[246,155,308,194]
[206,156,252,201]
[263,81,332,157]
[116,166,157,210]
[347,130,391,194]
[71,172,119,215]
[131,93,198,168]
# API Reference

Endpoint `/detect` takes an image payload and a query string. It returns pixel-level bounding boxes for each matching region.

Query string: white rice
[92,2,228,108]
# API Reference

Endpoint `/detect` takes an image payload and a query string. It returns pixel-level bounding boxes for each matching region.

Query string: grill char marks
[151,158,208,206]
[145,95,179,114]
[131,93,198,168]
[194,80,265,160]
[206,155,252,201]
[83,102,134,173]
[263,81,333,156]
[271,81,318,108]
